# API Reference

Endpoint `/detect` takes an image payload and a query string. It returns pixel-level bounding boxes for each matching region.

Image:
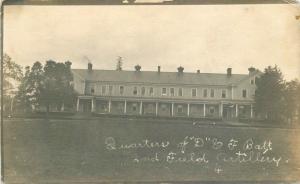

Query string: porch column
[124,100,127,114]
[76,98,80,112]
[250,104,253,118]
[219,103,223,118]
[91,98,95,112]
[61,103,65,112]
[171,103,174,117]
[108,100,111,113]
[203,104,206,117]
[235,104,239,117]
[140,101,143,115]
[187,103,190,117]
[156,102,158,116]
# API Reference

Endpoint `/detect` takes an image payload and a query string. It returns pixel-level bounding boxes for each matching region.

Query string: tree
[116,56,123,71]
[2,54,23,114]
[41,60,76,113]
[283,79,300,123]
[16,60,77,114]
[254,65,286,122]
[15,66,32,112]
[16,62,44,112]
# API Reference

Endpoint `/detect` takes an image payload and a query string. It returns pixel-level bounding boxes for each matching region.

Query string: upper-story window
[141,87,146,96]
[101,85,106,95]
[119,86,124,95]
[178,88,183,97]
[109,85,113,95]
[210,89,215,98]
[242,89,247,98]
[170,88,175,96]
[133,86,138,95]
[91,85,95,94]
[162,88,167,96]
[203,89,208,98]
[149,87,154,96]
[221,89,227,98]
[192,88,197,97]
[250,79,254,85]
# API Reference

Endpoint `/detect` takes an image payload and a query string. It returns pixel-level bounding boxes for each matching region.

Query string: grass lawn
[3,117,300,183]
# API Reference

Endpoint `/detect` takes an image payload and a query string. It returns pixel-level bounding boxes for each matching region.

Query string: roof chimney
[227,68,232,77]
[248,67,256,75]
[134,64,141,72]
[158,66,161,73]
[197,69,200,74]
[177,66,184,74]
[88,62,93,72]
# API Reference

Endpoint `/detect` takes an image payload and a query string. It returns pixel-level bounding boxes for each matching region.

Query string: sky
[3,4,300,80]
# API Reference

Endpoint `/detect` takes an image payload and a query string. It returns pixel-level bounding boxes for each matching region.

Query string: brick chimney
[88,62,93,72]
[197,69,200,74]
[227,68,232,77]
[248,67,256,75]
[158,66,161,73]
[134,65,141,72]
[177,66,184,74]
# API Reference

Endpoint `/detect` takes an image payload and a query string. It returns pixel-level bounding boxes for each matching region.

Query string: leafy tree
[41,60,76,113]
[2,54,23,113]
[254,65,286,122]
[16,60,76,114]
[283,79,300,123]
[16,62,44,112]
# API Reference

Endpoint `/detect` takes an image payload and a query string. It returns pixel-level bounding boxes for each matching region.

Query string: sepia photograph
[1,0,300,183]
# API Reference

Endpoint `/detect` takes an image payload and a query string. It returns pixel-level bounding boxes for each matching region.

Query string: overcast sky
[4,4,300,80]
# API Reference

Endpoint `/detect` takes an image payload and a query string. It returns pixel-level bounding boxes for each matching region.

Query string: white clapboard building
[72,63,261,119]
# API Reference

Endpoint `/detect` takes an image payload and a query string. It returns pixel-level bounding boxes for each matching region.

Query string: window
[242,89,247,98]
[147,104,155,111]
[209,107,215,114]
[149,87,154,96]
[250,79,254,85]
[101,85,106,95]
[117,103,123,110]
[109,85,113,94]
[132,103,137,111]
[119,86,124,95]
[162,88,167,96]
[255,77,259,84]
[170,88,175,96]
[221,89,226,98]
[177,105,183,113]
[161,104,167,111]
[133,87,138,95]
[203,89,207,98]
[210,89,215,98]
[141,87,146,96]
[178,88,183,97]
[91,85,95,94]
[192,88,197,97]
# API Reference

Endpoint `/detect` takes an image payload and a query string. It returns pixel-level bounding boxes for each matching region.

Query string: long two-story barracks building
[72,63,261,119]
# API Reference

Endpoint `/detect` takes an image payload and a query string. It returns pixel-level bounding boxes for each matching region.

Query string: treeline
[2,54,300,124]
[2,54,77,114]
[255,66,300,123]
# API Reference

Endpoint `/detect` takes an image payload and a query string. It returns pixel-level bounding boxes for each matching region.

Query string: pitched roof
[72,69,252,86]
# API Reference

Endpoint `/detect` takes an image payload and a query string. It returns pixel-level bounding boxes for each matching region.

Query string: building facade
[72,64,261,119]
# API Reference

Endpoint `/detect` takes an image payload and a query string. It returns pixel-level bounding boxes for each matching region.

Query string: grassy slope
[3,117,300,183]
